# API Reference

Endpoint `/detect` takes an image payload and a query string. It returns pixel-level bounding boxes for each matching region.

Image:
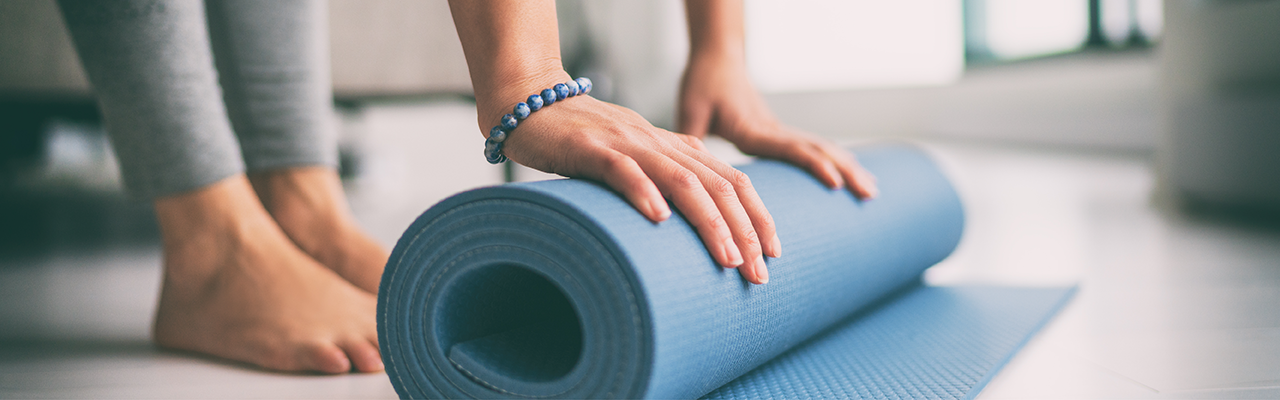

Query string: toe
[299,342,351,374]
[340,338,385,373]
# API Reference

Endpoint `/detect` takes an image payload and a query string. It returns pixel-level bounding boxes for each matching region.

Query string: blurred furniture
[0,0,471,172]
[0,0,471,100]
[1160,1,1280,211]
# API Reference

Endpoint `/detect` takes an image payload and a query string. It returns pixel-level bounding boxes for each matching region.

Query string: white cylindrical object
[1100,0,1133,46]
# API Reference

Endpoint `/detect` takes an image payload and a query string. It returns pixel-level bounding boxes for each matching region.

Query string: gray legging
[58,0,337,198]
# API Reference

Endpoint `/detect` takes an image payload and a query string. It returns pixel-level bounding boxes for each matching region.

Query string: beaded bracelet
[484,77,593,164]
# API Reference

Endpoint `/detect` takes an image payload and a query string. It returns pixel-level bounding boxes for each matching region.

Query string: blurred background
[2,0,1280,398]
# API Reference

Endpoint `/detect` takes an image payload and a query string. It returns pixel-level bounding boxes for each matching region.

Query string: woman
[58,0,876,374]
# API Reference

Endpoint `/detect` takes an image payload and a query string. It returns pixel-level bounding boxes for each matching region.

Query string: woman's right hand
[478,74,779,284]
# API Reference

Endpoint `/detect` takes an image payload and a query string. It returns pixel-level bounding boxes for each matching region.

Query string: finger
[851,164,879,199]
[583,148,672,222]
[678,102,713,139]
[777,142,845,190]
[678,144,781,259]
[664,147,768,284]
[631,150,743,269]
[676,134,711,153]
[820,145,879,199]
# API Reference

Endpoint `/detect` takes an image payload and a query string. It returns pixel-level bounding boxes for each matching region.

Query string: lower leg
[152,174,383,374]
[202,0,386,291]
[57,0,244,198]
[249,167,388,294]
[58,0,381,374]
[206,0,339,174]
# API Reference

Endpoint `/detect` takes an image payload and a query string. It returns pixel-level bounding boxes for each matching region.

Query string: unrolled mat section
[378,144,1074,399]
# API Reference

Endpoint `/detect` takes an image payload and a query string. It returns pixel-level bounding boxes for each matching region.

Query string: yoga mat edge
[378,143,1071,399]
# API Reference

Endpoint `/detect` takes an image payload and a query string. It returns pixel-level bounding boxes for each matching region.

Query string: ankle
[249,167,351,226]
[153,175,275,273]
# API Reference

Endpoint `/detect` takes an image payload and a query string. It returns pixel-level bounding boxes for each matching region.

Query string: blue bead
[526,95,543,111]
[501,114,518,131]
[484,140,506,164]
[513,102,531,120]
[565,80,580,96]
[483,147,496,163]
[486,150,504,164]
[489,126,507,143]
[540,88,557,105]
[576,77,592,94]
[553,83,570,100]
[484,138,502,153]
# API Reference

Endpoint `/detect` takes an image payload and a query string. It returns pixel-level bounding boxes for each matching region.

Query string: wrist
[684,0,746,66]
[690,39,745,63]
[688,45,746,71]
[473,66,573,134]
[473,72,594,164]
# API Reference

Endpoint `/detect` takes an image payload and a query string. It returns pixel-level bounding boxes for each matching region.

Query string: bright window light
[1100,0,1133,46]
[745,0,964,93]
[984,0,1089,60]
[1134,0,1163,42]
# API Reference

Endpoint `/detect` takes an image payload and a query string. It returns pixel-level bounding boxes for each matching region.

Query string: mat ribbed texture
[377,144,1073,399]
[704,286,1074,400]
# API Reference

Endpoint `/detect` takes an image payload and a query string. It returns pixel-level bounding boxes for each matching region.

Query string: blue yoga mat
[378,144,1074,399]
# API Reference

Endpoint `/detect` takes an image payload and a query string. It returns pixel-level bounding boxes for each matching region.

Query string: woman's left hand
[677,53,879,199]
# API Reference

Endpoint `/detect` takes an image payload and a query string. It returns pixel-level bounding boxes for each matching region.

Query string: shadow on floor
[1166,197,1280,236]
[0,338,158,362]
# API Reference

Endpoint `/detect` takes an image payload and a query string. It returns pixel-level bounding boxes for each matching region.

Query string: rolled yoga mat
[378,144,1074,399]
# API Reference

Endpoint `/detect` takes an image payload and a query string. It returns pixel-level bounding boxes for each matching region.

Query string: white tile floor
[927,144,1280,399]
[2,100,1279,399]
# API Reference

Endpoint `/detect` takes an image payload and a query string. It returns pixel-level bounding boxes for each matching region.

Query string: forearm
[684,0,746,62]
[448,0,572,132]
[448,0,779,283]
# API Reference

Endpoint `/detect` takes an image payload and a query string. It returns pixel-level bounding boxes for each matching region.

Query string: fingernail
[769,233,782,258]
[652,199,672,220]
[755,255,769,284]
[830,165,845,189]
[723,237,743,267]
[828,176,844,190]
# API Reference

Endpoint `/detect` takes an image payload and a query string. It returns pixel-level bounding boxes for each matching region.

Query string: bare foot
[152,175,384,374]
[249,167,388,294]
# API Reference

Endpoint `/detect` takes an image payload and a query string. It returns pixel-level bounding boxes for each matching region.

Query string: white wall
[745,0,964,93]
[582,0,966,128]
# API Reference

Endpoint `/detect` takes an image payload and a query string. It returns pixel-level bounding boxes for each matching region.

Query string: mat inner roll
[443,264,582,388]
[381,196,651,399]
[380,144,984,399]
